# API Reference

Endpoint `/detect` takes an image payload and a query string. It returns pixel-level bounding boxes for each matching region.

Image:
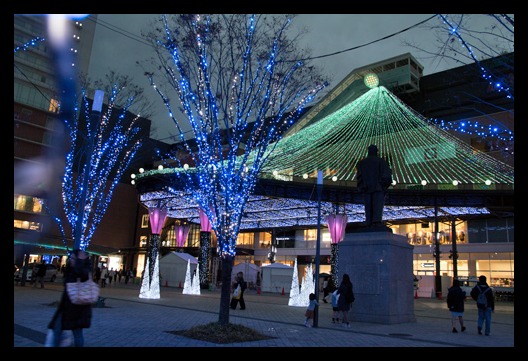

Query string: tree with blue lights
[52,82,144,252]
[15,32,145,253]
[145,14,326,325]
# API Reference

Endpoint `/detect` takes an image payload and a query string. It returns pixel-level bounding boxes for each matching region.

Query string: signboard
[405,141,456,165]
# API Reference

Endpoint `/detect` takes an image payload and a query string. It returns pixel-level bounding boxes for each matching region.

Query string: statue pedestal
[338,231,415,324]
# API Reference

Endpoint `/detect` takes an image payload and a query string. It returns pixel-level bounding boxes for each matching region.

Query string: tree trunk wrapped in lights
[326,214,347,287]
[139,206,167,299]
[198,208,213,288]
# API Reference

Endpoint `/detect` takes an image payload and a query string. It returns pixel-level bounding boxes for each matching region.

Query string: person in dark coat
[447,279,466,333]
[470,275,495,336]
[336,273,354,328]
[48,249,93,347]
[230,271,247,310]
[33,260,47,288]
[356,144,392,227]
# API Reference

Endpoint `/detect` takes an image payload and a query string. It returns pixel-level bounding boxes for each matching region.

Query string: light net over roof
[255,86,514,187]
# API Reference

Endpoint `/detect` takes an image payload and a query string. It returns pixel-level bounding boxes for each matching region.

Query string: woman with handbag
[230,271,247,310]
[47,249,94,347]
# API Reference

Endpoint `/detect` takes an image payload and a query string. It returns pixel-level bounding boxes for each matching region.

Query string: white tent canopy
[231,262,261,288]
[159,252,198,288]
[261,263,294,294]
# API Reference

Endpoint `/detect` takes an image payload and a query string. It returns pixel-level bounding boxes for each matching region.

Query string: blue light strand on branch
[14,36,46,53]
[437,14,514,101]
[426,118,514,141]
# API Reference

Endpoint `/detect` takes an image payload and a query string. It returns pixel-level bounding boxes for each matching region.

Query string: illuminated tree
[288,258,300,306]
[145,14,326,325]
[54,85,144,251]
[299,263,314,307]
[15,33,144,252]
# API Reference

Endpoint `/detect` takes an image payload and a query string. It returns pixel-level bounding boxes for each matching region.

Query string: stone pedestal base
[338,231,415,324]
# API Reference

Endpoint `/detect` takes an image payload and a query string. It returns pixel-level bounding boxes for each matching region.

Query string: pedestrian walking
[336,273,355,328]
[47,249,93,347]
[100,267,108,288]
[447,279,466,333]
[470,275,495,336]
[322,276,330,303]
[33,260,47,288]
[230,271,247,310]
[108,268,115,286]
[304,293,319,327]
[94,266,101,284]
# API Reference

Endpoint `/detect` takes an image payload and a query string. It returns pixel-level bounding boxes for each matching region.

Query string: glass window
[304,229,317,241]
[467,219,488,243]
[237,232,254,247]
[141,214,149,228]
[14,219,42,231]
[14,194,43,213]
[186,225,200,247]
[486,218,509,243]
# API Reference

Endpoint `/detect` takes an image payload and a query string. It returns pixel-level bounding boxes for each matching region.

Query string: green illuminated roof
[254,85,513,188]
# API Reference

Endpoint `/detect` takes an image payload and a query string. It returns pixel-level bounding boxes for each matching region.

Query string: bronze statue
[356,144,392,229]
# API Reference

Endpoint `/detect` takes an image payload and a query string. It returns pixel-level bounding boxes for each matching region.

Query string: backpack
[476,286,490,309]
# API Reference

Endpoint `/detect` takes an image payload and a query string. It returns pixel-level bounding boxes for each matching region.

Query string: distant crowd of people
[92,266,137,287]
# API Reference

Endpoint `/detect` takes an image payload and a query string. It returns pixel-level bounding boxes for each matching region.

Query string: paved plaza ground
[13,277,516,352]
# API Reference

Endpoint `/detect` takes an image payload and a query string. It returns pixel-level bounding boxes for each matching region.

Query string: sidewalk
[13,280,515,350]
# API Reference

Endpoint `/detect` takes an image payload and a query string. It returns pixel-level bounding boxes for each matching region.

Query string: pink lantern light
[175,224,191,248]
[326,214,348,244]
[148,207,168,235]
[198,208,213,232]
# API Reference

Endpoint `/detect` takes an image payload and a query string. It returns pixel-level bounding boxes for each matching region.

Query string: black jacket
[336,281,354,309]
[49,251,93,330]
[446,285,466,312]
[234,276,247,293]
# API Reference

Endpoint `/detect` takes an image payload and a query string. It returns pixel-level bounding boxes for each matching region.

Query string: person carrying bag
[47,249,94,347]
[230,271,247,310]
